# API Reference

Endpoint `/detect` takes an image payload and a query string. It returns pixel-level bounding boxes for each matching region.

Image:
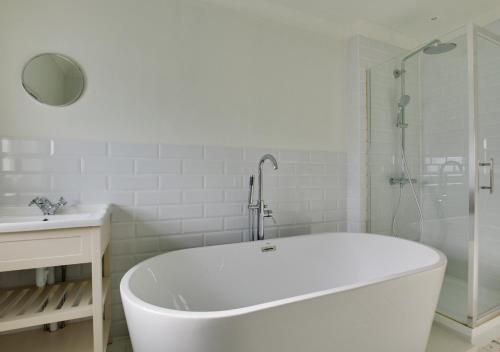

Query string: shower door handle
[479,158,494,194]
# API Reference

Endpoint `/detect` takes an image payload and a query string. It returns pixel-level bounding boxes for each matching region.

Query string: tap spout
[258,154,278,203]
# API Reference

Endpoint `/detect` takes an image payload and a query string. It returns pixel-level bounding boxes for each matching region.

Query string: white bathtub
[120,232,446,352]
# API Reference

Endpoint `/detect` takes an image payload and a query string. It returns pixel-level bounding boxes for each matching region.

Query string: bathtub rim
[120,232,447,319]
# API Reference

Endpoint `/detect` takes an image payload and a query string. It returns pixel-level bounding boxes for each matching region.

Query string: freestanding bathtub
[120,232,446,352]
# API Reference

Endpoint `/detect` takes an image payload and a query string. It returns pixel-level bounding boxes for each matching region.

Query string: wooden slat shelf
[0,278,111,333]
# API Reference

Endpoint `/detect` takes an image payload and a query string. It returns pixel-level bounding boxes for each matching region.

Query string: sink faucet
[29,197,67,216]
[248,154,278,241]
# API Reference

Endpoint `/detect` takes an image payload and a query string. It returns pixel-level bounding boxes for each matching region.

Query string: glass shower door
[475,26,500,324]
[419,31,470,324]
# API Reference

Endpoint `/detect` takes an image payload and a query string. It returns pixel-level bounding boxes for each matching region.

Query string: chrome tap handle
[29,197,41,207]
[29,196,49,208]
[264,208,277,224]
[56,197,67,207]
[53,197,67,213]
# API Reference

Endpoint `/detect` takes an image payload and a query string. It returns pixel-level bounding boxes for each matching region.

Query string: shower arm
[399,39,441,99]
[397,39,441,152]
[401,40,440,65]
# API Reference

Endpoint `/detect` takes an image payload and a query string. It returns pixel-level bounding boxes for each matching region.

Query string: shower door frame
[467,23,500,328]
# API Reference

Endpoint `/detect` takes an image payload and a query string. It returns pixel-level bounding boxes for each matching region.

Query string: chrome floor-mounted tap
[29,196,67,216]
[248,154,278,241]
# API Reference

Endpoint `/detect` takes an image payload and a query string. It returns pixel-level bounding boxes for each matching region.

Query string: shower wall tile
[346,35,405,233]
[0,136,347,337]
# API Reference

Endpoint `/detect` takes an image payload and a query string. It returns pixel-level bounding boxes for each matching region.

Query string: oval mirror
[22,53,85,106]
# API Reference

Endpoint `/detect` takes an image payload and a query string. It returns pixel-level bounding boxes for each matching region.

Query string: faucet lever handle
[263,208,277,224]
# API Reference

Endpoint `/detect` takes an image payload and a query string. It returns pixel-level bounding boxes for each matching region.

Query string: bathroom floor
[107,338,132,352]
[106,323,500,352]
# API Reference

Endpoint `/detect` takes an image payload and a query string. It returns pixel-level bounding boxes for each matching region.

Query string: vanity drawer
[0,228,94,272]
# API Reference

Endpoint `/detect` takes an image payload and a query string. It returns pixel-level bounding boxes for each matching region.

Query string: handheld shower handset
[399,95,411,108]
[248,175,256,241]
[248,175,255,204]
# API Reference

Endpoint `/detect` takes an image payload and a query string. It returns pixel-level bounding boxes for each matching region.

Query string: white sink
[0,204,111,233]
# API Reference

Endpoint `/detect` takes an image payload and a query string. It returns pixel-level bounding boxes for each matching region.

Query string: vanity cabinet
[0,208,111,352]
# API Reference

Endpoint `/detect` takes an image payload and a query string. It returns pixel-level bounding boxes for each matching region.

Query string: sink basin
[0,204,111,233]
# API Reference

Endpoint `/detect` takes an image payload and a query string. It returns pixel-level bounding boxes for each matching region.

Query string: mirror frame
[22,53,85,107]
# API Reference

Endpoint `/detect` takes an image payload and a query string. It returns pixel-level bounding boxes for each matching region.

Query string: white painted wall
[0,0,346,151]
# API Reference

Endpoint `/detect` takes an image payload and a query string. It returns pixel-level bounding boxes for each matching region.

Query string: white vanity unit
[0,204,112,352]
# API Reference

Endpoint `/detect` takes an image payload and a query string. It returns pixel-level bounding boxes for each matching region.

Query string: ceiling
[204,0,500,47]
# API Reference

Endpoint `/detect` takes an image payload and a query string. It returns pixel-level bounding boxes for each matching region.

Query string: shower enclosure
[368,24,500,328]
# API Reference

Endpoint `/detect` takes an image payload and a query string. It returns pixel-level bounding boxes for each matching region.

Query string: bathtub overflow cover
[261,245,277,253]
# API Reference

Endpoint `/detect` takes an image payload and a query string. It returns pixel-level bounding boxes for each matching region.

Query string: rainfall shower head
[399,94,411,108]
[423,41,457,55]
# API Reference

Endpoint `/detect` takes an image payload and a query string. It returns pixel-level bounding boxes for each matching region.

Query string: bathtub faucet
[248,154,278,241]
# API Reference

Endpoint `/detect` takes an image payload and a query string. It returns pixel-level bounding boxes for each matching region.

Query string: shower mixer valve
[389,176,417,186]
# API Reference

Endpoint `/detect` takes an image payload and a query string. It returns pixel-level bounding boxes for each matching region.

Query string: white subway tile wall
[346,35,405,233]
[0,137,346,337]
